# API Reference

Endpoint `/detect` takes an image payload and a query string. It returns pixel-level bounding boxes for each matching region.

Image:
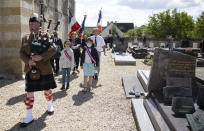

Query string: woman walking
[80,38,99,92]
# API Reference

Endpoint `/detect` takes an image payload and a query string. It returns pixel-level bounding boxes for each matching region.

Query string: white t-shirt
[91,35,105,52]
[85,48,92,63]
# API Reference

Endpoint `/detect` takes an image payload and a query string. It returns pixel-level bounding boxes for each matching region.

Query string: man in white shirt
[91,28,106,80]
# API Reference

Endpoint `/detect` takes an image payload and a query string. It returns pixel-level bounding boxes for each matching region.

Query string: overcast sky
[75,0,204,27]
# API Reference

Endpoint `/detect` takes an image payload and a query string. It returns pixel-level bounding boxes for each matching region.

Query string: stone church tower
[0,0,75,79]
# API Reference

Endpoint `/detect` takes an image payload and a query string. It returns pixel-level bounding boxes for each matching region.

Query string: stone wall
[112,37,201,53]
[114,38,201,48]
[0,0,75,79]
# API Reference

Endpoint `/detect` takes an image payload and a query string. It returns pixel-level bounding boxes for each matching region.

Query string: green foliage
[147,9,194,38]
[195,12,204,38]
[83,29,92,37]
[119,9,203,38]
[112,25,118,38]
[136,25,151,37]
[123,28,137,37]
[123,25,150,37]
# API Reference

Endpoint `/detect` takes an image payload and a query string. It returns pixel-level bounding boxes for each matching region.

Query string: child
[59,40,75,90]
[80,38,99,92]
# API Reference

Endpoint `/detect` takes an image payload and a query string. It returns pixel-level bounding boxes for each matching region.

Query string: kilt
[25,73,57,92]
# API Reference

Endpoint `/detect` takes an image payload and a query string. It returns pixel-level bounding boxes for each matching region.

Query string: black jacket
[69,38,81,53]
[80,46,99,67]
[52,38,63,58]
[81,38,86,48]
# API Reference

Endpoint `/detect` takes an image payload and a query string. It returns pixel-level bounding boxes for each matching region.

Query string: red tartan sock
[24,96,34,110]
[44,90,53,101]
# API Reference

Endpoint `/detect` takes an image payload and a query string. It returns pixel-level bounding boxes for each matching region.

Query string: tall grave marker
[147,48,199,131]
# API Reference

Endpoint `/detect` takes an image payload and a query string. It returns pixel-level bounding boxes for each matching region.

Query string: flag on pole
[68,10,81,38]
[79,14,87,38]
[97,10,102,33]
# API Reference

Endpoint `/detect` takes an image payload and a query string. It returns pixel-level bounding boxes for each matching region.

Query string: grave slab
[151,92,204,131]
[114,53,136,65]
[131,99,155,131]
[122,76,146,98]
[137,70,150,92]
[144,98,170,131]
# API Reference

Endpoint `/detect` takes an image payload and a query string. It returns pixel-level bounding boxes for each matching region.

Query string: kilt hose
[24,96,34,110]
[44,90,53,101]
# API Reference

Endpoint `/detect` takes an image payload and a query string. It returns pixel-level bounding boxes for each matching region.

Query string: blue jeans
[62,68,71,85]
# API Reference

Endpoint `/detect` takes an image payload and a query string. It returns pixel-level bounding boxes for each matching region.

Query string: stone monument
[147,48,198,131]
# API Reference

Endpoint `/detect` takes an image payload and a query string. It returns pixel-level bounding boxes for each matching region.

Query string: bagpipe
[30,2,60,56]
[29,2,60,80]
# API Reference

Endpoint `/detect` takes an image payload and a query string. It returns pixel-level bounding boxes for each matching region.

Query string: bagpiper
[19,13,57,127]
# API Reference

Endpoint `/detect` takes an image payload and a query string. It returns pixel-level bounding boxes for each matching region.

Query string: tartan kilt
[25,73,57,92]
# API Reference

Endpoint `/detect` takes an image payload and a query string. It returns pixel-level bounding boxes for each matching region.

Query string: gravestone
[160,43,166,48]
[172,96,195,115]
[147,48,197,131]
[193,43,199,48]
[132,48,148,59]
[148,48,196,93]
[163,86,190,104]
[149,43,154,48]
[138,42,143,48]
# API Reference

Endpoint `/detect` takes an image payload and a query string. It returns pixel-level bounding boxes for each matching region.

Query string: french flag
[69,10,81,38]
[79,15,87,38]
[97,10,102,33]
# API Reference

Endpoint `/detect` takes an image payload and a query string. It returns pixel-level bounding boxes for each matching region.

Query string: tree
[123,28,137,37]
[136,25,150,37]
[171,9,194,38]
[123,25,150,37]
[147,9,194,38]
[195,12,204,38]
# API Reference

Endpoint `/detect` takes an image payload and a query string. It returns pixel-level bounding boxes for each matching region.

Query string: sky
[75,0,204,27]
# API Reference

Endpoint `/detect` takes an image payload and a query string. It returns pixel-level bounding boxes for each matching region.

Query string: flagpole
[80,13,87,38]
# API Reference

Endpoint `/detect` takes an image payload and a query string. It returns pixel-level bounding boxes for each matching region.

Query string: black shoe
[60,85,65,90]
[47,111,54,115]
[19,120,34,128]
[66,83,69,90]
[94,75,98,80]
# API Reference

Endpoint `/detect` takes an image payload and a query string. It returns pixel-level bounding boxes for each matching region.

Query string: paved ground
[0,51,151,131]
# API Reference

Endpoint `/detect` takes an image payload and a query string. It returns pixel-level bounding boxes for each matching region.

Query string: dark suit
[69,38,81,71]
[50,38,63,74]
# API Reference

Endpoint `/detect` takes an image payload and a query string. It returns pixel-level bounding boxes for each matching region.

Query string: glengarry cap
[29,13,39,23]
